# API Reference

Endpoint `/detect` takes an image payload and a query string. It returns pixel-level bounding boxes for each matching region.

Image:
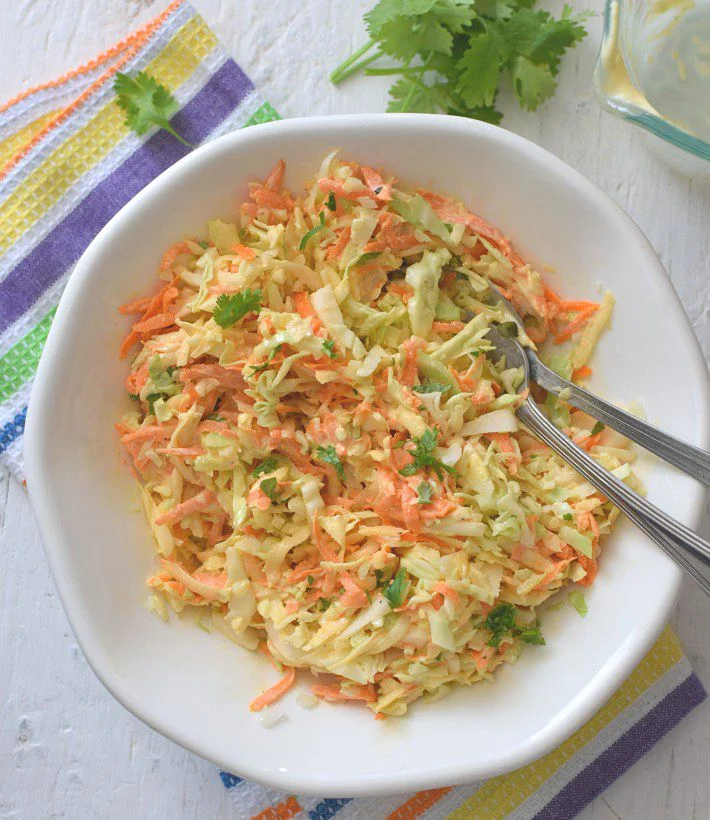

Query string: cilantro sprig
[484,602,545,648]
[399,427,455,480]
[114,71,193,147]
[213,289,262,328]
[330,0,589,123]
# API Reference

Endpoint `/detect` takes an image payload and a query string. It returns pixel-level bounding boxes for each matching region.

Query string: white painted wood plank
[2,1,710,818]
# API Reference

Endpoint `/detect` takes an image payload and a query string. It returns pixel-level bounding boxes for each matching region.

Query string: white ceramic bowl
[25,114,710,797]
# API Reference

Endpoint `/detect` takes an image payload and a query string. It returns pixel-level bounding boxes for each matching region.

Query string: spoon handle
[528,354,710,486]
[517,398,710,596]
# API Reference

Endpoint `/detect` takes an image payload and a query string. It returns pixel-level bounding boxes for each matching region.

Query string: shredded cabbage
[118,154,639,717]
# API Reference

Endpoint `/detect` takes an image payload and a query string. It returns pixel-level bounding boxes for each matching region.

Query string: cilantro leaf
[387,76,451,114]
[399,428,455,479]
[591,421,605,436]
[317,444,345,481]
[382,568,408,608]
[322,340,337,359]
[374,568,392,588]
[317,597,332,612]
[113,71,193,148]
[485,602,545,648]
[213,289,262,328]
[252,457,278,477]
[413,382,450,394]
[456,30,503,108]
[326,191,337,211]
[562,512,574,521]
[299,212,327,251]
[417,481,434,504]
[260,477,281,503]
[510,56,557,110]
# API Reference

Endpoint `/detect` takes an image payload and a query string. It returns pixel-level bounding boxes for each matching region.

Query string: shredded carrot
[572,365,593,381]
[249,666,296,712]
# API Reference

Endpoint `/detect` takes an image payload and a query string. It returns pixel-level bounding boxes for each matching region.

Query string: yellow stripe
[449,628,683,820]
[0,15,217,257]
[0,112,59,170]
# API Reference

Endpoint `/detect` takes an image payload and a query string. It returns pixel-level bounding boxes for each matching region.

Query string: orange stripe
[251,796,302,820]
[0,0,183,180]
[0,0,183,116]
[386,787,453,820]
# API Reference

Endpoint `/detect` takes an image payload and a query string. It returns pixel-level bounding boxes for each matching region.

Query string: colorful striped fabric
[0,0,278,477]
[0,4,704,818]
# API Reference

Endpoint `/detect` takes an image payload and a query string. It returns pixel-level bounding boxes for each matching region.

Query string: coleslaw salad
[116,153,640,717]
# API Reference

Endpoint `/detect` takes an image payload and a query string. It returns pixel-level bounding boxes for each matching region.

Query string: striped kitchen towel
[0,0,278,477]
[0,3,705,819]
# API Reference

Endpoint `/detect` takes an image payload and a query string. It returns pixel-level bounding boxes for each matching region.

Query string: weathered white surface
[1,0,710,817]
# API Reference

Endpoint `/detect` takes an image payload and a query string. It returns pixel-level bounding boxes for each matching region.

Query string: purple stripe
[533,671,707,820]
[0,59,253,334]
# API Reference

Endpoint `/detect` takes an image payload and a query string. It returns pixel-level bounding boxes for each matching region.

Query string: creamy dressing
[600,0,710,141]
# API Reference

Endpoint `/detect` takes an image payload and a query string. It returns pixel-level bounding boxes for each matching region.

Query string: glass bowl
[594,0,710,173]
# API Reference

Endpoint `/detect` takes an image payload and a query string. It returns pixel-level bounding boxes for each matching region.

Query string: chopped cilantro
[198,240,209,249]
[383,568,408,609]
[317,444,345,481]
[562,512,574,521]
[207,414,226,422]
[591,421,605,436]
[260,477,280,503]
[213,289,262,328]
[249,344,282,374]
[306,574,315,586]
[252,457,278,477]
[326,191,337,211]
[322,339,337,359]
[484,602,545,648]
[416,481,433,505]
[399,428,455,480]
[317,597,332,612]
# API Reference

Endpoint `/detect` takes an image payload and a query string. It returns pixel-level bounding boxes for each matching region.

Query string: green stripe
[0,308,56,402]
[244,101,281,127]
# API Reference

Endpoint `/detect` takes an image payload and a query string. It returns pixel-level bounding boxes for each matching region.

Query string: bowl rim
[24,113,710,796]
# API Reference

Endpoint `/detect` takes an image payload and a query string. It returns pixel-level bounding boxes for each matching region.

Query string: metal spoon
[487,286,710,486]
[485,325,710,595]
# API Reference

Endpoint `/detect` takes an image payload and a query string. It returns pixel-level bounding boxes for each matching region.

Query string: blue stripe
[308,798,353,820]
[0,407,26,454]
[219,771,243,789]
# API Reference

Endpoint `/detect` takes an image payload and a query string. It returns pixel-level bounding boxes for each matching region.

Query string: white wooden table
[1,1,709,817]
